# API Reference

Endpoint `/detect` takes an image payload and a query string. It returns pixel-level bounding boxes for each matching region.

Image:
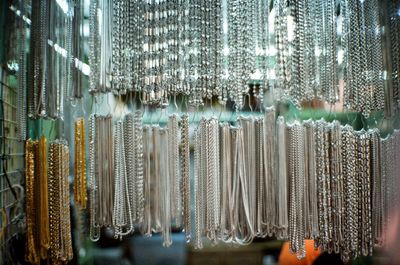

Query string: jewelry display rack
[1,0,400,264]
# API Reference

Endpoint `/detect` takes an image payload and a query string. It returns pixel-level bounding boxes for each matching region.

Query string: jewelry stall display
[13,0,400,264]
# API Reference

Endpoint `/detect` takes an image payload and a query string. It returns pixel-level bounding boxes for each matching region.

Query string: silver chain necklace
[113,120,134,238]
[82,109,398,265]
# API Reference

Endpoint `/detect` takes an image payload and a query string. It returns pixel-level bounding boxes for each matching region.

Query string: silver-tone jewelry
[193,122,204,249]
[113,120,134,238]
[263,107,277,237]
[219,123,233,242]
[287,121,306,259]
[141,125,152,237]
[303,119,318,241]
[181,114,191,241]
[168,114,181,227]
[370,129,382,247]
[239,116,257,237]
[160,128,172,247]
[88,114,114,241]
[276,116,288,240]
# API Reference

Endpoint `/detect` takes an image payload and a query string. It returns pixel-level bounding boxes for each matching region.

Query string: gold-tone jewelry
[74,118,87,209]
[25,139,40,264]
[48,141,73,264]
[48,142,60,262]
[38,136,50,259]
[62,143,73,261]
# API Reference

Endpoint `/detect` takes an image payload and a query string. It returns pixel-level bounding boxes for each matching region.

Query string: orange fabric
[279,240,321,265]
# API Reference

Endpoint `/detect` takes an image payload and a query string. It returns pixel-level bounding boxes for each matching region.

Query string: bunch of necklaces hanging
[21,0,400,264]
[89,0,267,108]
[25,0,400,120]
[85,0,400,262]
[86,103,400,261]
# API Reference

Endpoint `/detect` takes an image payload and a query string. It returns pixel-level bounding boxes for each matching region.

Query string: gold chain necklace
[38,136,50,259]
[25,139,40,264]
[74,118,87,209]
